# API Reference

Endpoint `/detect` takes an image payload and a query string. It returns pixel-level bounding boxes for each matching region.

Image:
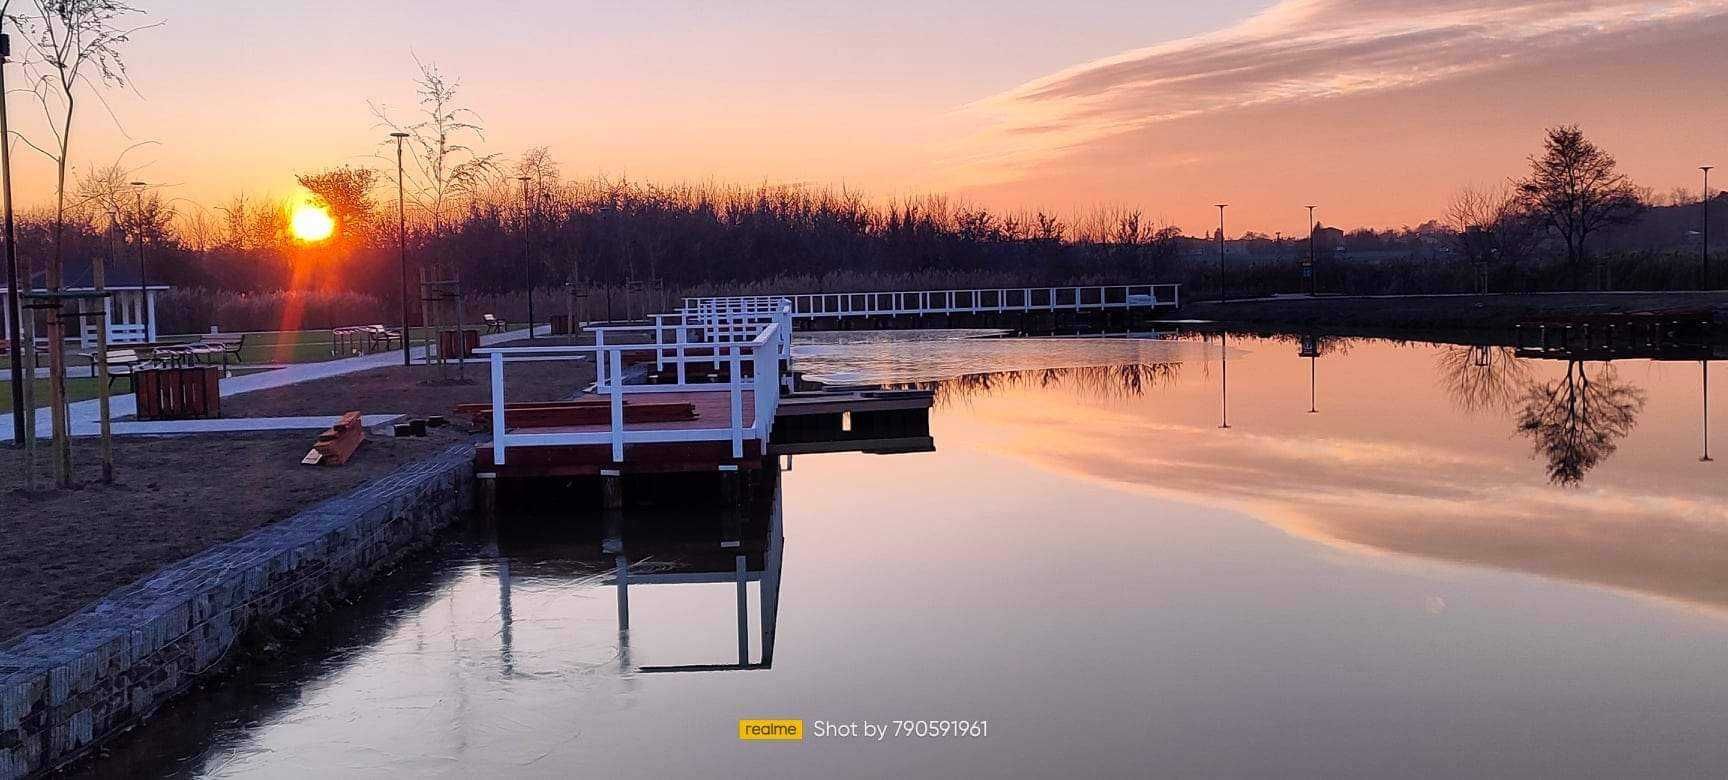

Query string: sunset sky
[11,0,1728,235]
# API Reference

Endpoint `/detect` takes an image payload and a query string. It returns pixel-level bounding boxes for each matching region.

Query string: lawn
[164,326,507,365]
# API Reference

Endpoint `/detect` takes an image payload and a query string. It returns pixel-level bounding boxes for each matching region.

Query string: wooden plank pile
[302,411,366,466]
[451,399,697,429]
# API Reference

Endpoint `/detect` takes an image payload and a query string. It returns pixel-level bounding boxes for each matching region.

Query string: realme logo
[739,719,804,741]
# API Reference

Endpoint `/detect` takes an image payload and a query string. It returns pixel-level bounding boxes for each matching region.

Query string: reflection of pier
[1514,316,1719,362]
[494,474,786,674]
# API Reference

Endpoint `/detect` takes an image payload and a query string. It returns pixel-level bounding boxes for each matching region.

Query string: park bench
[483,313,506,333]
[97,348,151,388]
[186,332,247,365]
[364,325,402,352]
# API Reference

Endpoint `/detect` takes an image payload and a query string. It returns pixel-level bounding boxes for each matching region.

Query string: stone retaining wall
[0,443,476,778]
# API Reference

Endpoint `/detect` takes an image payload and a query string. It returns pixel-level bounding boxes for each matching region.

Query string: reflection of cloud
[964,0,1728,172]
[980,402,1728,616]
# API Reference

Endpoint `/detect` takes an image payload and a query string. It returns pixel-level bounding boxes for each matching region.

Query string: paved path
[1,325,544,441]
[93,414,407,437]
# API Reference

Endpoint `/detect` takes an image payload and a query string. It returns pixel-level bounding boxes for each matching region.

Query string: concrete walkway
[93,414,407,437]
[1,325,545,441]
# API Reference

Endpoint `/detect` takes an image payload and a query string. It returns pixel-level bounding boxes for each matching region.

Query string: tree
[1515,361,1645,485]
[8,0,153,488]
[1516,125,1644,279]
[371,58,499,237]
[296,166,380,246]
[1446,182,1537,287]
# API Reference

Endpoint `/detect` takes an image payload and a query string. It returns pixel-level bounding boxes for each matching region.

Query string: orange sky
[7,0,1727,235]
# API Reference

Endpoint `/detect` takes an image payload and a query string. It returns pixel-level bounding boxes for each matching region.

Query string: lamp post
[1703,166,1714,290]
[0,30,23,446]
[1305,204,1318,296]
[1214,204,1228,302]
[518,175,534,340]
[129,181,150,342]
[391,132,410,366]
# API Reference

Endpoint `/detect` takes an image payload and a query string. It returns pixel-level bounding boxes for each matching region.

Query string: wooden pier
[473,295,952,501]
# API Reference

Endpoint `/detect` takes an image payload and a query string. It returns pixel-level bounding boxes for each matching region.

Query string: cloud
[960,0,1728,175]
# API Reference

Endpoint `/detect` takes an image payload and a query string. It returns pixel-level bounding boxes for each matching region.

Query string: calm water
[81,332,1728,778]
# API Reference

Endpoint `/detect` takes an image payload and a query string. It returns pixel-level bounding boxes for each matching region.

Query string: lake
[78,331,1728,778]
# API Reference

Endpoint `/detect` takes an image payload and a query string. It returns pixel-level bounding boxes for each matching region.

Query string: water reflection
[889,362,1182,407]
[1435,345,1535,415]
[1514,361,1648,485]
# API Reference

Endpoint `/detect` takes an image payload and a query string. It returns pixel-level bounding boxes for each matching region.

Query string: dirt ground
[0,428,471,644]
[220,359,596,420]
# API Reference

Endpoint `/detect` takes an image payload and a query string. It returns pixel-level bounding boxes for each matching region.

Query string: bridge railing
[685,284,1179,320]
[478,315,788,465]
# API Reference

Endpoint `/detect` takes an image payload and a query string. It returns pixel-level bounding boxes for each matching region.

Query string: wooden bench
[185,333,247,366]
[483,313,506,333]
[364,325,403,352]
[96,349,151,388]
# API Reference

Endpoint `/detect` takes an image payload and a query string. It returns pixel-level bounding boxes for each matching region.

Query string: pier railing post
[490,351,507,466]
[610,349,625,462]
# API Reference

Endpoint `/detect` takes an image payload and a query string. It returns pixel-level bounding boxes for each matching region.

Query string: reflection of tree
[892,363,1182,406]
[1515,361,1646,485]
[1435,345,1536,415]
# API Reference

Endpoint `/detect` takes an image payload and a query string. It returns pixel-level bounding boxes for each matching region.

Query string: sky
[7,0,1728,235]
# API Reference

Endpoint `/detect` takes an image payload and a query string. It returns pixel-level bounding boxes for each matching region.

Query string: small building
[1,283,168,347]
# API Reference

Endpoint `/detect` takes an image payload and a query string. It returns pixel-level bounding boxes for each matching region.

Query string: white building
[0,284,168,347]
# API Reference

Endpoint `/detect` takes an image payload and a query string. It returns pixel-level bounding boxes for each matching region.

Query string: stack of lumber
[452,399,697,429]
[303,411,366,466]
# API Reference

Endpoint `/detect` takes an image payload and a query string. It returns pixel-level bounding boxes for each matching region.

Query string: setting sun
[290,202,335,242]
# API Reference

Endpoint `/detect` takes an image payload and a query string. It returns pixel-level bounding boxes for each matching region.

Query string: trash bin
[135,366,220,420]
[437,329,481,359]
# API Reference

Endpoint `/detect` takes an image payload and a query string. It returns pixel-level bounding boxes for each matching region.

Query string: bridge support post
[601,469,625,510]
[475,472,498,522]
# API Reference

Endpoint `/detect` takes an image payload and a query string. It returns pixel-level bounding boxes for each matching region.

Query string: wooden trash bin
[135,366,221,420]
[437,329,481,359]
[549,314,571,335]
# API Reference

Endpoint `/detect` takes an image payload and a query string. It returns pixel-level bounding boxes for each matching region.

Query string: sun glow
[290,202,335,242]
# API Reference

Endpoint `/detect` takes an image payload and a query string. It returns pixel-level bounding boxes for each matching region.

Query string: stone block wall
[0,443,475,778]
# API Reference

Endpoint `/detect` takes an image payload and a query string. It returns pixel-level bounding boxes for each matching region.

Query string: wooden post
[92,258,113,483]
[601,469,625,509]
[476,472,497,522]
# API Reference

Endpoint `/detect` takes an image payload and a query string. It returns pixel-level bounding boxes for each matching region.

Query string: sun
[290,202,336,242]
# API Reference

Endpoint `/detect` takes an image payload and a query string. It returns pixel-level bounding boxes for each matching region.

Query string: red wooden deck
[476,389,764,476]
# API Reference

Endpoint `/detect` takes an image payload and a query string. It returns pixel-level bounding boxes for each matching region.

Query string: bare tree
[1446,182,1537,279]
[8,0,153,487]
[296,166,380,246]
[371,58,499,239]
[1515,361,1645,485]
[1516,125,1644,279]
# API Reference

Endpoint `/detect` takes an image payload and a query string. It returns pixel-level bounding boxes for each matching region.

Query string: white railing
[684,284,1179,320]
[479,311,789,465]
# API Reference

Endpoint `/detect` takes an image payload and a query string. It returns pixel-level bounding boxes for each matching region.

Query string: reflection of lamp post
[1299,335,1319,413]
[1218,331,1230,429]
[1215,204,1229,302]
[1703,360,1713,462]
[391,132,410,366]
[129,181,149,341]
[518,175,534,340]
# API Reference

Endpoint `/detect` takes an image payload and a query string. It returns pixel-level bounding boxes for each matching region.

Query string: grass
[158,325,506,365]
[0,368,271,410]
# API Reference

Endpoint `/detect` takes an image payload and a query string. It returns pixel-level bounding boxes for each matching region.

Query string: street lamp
[1214,204,1228,302]
[518,175,534,340]
[391,132,410,366]
[1702,166,1714,290]
[1305,205,1318,296]
[129,181,150,341]
[0,30,23,445]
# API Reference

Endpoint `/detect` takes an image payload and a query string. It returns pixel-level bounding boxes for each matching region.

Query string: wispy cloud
[961,0,1728,174]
